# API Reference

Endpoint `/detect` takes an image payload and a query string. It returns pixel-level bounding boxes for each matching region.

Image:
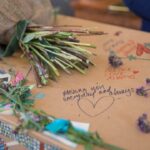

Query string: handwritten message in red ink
[105,67,139,81]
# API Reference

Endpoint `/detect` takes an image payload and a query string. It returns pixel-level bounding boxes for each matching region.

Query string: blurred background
[51,0,141,30]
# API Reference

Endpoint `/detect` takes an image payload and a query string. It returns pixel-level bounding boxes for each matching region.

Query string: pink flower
[4,104,12,109]
[11,72,24,86]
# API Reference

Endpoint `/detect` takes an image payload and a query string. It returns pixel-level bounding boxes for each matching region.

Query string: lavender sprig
[136,87,149,97]
[146,78,150,85]
[136,78,150,97]
[108,53,123,68]
[137,114,150,133]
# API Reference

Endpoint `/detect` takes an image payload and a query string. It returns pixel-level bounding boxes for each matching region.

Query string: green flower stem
[69,61,85,74]
[16,95,25,113]
[29,46,60,77]
[60,41,96,48]
[30,48,59,81]
[32,63,43,87]
[20,43,44,87]
[55,57,73,68]
[59,40,92,56]
[0,88,26,114]
[100,143,124,150]
[54,59,71,74]
[47,38,95,48]
[32,44,82,61]
[31,42,62,52]
[67,126,123,150]
[58,46,89,61]
[0,88,21,108]
[47,38,92,56]
[25,31,55,38]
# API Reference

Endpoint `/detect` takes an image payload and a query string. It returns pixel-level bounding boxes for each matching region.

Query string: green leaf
[16,20,30,41]
[23,33,35,43]
[2,20,30,57]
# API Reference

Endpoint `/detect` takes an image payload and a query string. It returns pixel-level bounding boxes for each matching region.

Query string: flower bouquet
[2,20,105,87]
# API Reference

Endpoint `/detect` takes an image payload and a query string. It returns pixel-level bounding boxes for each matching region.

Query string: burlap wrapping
[0,0,54,44]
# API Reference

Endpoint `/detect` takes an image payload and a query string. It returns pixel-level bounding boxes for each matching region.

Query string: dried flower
[146,78,150,85]
[137,114,150,133]
[136,86,149,97]
[108,54,123,68]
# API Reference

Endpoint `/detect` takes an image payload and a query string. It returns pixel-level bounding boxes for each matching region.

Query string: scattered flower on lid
[108,53,123,68]
[146,78,150,85]
[137,113,150,133]
[136,86,149,97]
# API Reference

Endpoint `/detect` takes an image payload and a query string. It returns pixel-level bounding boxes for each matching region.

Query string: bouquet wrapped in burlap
[0,0,106,87]
[0,0,54,44]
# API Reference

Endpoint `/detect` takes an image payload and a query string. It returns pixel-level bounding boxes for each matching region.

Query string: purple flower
[137,114,150,133]
[108,55,123,68]
[136,87,148,97]
[146,78,150,85]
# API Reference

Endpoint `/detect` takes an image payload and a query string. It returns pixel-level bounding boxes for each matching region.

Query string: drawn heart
[77,96,115,117]
[133,70,139,74]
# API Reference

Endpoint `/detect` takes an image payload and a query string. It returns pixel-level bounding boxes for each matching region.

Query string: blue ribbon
[45,119,71,134]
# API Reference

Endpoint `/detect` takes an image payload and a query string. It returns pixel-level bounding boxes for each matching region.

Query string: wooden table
[71,0,141,30]
[0,16,150,150]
